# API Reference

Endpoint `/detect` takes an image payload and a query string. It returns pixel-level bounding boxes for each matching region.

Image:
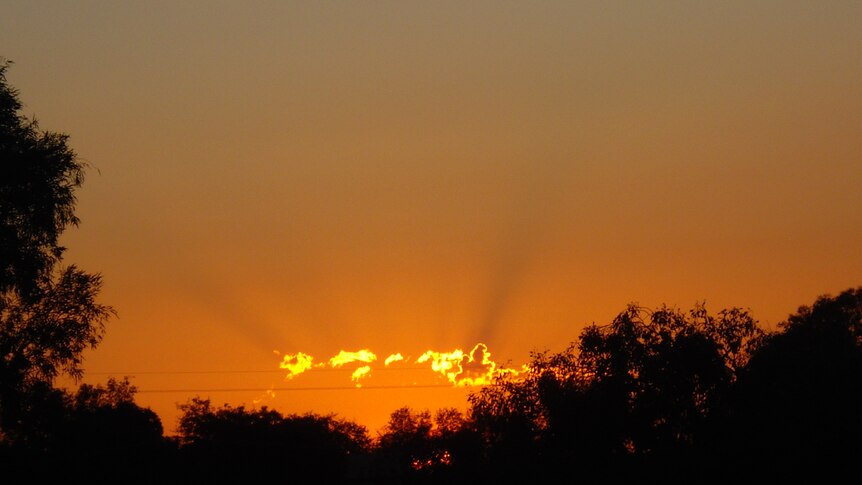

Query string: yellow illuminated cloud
[384,353,404,366]
[417,343,526,386]
[329,349,377,367]
[279,352,315,379]
[351,365,372,387]
[277,343,527,387]
[417,349,466,383]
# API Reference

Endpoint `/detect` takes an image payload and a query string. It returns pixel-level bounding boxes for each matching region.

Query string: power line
[137,384,460,393]
[85,366,434,376]
[87,370,286,375]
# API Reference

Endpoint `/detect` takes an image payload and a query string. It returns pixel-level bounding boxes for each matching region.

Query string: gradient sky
[2,1,860,434]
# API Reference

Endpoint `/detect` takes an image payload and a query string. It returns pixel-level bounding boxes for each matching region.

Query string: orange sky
[2,1,860,434]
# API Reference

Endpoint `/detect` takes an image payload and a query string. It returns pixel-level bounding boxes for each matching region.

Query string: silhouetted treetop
[782,286,862,341]
[0,60,86,300]
[174,397,370,483]
[0,60,113,446]
[713,287,862,482]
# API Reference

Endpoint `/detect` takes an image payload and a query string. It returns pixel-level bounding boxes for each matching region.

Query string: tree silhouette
[372,406,482,484]
[57,378,165,484]
[0,378,165,484]
[0,60,113,446]
[579,305,728,451]
[375,406,434,479]
[717,287,862,482]
[175,397,369,484]
[468,303,764,483]
[0,60,84,299]
[429,408,483,482]
[469,356,554,482]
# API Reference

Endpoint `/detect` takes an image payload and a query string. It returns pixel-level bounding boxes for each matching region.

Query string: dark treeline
[2,288,861,484]
[2,60,861,483]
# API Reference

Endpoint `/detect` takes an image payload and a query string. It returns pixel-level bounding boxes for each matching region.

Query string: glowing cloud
[279,352,315,379]
[418,343,503,386]
[252,387,277,405]
[417,349,466,383]
[384,353,405,366]
[325,349,378,386]
[351,365,372,387]
[276,343,527,388]
[329,349,377,367]
[455,343,497,386]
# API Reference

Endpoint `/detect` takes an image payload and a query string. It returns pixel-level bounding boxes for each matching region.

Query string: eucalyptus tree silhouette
[469,303,763,483]
[719,287,862,482]
[0,60,113,446]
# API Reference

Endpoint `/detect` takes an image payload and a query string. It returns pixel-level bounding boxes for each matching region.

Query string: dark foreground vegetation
[2,61,860,483]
